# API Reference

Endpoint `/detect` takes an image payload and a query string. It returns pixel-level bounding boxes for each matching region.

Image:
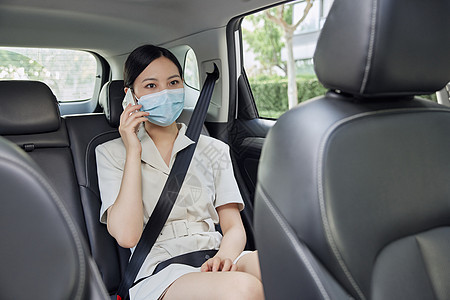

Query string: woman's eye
[146,83,156,88]
[169,80,179,86]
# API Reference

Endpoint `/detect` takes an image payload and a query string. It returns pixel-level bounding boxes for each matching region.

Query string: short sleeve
[213,142,244,211]
[96,142,124,224]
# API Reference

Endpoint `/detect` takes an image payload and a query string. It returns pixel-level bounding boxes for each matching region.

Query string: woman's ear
[124,87,129,94]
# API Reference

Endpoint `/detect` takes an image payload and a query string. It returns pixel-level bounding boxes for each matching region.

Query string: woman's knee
[236,251,262,281]
[227,272,264,300]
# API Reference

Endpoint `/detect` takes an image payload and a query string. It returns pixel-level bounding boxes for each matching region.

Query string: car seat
[254,0,450,299]
[0,80,89,239]
[0,136,109,300]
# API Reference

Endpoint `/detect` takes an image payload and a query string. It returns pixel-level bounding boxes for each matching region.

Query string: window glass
[184,48,200,90]
[293,1,320,33]
[0,47,97,102]
[242,0,330,119]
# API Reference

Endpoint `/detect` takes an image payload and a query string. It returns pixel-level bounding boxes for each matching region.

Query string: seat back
[0,136,109,300]
[254,0,450,299]
[0,80,89,240]
[66,80,127,294]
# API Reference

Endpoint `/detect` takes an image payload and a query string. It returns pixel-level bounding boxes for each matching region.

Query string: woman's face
[132,56,183,99]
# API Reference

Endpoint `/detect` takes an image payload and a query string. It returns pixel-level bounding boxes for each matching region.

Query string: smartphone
[122,89,136,110]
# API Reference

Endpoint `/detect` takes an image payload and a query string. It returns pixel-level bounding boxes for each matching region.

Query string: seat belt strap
[116,64,219,300]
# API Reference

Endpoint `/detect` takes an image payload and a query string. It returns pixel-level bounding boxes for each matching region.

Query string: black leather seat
[65,80,129,296]
[254,0,450,299]
[0,136,108,299]
[0,80,89,240]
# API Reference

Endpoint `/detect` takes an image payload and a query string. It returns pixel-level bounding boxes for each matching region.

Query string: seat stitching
[360,0,378,94]
[259,186,331,300]
[317,127,366,300]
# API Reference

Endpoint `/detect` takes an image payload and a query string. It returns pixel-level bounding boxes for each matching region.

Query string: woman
[96,45,264,300]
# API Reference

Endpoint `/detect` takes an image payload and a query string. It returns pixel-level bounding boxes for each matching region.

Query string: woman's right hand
[118,104,149,154]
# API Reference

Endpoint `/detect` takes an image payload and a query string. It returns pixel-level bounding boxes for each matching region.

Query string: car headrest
[314,0,450,98]
[98,80,124,128]
[0,81,61,135]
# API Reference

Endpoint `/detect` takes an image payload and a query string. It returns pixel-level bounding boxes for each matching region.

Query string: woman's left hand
[200,256,237,272]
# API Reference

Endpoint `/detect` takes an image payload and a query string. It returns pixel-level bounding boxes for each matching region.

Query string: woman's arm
[106,104,149,248]
[201,203,246,272]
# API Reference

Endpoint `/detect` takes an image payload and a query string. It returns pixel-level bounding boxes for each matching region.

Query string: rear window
[0,47,97,102]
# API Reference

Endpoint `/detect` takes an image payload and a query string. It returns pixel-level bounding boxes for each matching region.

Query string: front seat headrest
[314,0,450,97]
[0,80,61,135]
[98,80,125,128]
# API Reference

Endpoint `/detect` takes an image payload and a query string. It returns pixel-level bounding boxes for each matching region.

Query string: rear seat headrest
[98,80,125,128]
[0,81,60,135]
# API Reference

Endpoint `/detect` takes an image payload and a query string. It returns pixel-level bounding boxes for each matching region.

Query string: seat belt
[116,64,220,300]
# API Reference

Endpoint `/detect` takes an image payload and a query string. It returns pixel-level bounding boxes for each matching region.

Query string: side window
[184,49,200,90]
[242,0,331,119]
[0,47,98,102]
[183,48,200,108]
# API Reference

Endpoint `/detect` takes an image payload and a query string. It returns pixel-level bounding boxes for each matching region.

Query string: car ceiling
[0,0,282,58]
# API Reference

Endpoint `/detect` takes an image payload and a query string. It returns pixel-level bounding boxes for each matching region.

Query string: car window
[184,48,200,91]
[182,48,201,109]
[0,47,97,102]
[242,0,331,119]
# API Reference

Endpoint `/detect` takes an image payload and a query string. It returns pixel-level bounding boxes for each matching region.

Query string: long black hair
[124,45,183,89]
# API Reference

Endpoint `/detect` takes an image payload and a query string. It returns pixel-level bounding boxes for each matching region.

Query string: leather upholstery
[0,80,118,295]
[314,0,450,97]
[65,114,128,294]
[0,82,89,240]
[0,136,108,300]
[0,80,60,134]
[255,0,450,299]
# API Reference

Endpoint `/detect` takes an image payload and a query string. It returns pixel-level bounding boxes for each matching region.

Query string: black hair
[123,45,183,89]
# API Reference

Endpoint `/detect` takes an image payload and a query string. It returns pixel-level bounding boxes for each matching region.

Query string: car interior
[0,0,449,299]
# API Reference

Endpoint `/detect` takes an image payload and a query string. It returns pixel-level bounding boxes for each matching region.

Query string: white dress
[96,123,246,299]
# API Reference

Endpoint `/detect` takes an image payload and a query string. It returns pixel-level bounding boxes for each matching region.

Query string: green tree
[0,48,96,101]
[266,0,315,109]
[242,10,286,75]
[0,50,46,80]
[243,1,315,109]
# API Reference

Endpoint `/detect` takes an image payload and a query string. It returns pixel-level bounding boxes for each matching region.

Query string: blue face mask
[136,88,184,127]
